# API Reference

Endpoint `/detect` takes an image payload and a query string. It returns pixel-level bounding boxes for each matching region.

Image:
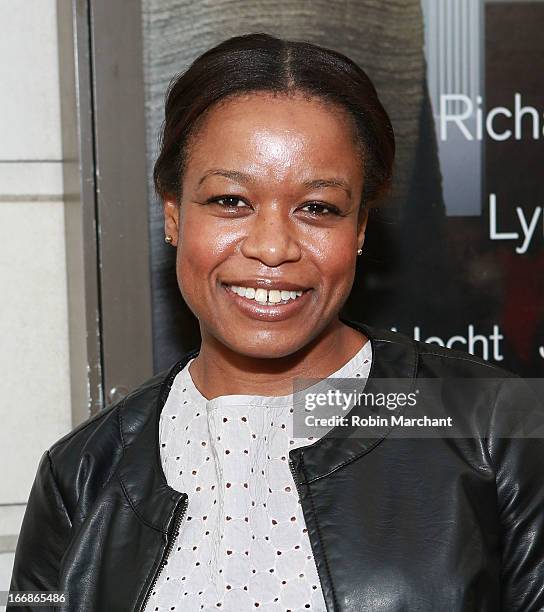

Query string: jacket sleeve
[486,376,544,611]
[8,449,73,611]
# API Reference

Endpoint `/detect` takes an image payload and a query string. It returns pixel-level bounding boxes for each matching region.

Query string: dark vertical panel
[485,2,544,375]
[89,0,154,404]
[58,0,102,418]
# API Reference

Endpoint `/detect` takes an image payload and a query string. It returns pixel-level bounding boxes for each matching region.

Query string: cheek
[307,228,358,286]
[175,208,237,290]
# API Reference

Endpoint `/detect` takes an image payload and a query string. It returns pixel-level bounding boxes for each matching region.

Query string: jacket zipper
[139,493,189,612]
[140,463,298,611]
[289,457,302,498]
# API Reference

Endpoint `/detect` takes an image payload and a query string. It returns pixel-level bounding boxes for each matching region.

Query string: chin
[222,332,310,360]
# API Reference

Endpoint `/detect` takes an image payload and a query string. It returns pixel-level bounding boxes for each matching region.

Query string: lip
[220,283,313,322]
[220,278,311,292]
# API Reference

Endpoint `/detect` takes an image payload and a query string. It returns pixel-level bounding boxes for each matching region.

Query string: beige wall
[0,0,73,589]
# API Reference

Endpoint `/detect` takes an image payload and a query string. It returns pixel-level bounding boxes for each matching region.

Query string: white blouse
[145,340,372,612]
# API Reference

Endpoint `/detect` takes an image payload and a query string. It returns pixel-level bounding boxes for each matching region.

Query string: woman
[9,33,544,611]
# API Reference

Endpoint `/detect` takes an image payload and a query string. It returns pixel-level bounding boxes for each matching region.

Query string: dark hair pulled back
[153,32,395,209]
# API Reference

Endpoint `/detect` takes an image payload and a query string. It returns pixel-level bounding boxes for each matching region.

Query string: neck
[189,318,367,400]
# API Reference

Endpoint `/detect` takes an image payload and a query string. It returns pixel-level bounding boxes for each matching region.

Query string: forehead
[185,92,361,183]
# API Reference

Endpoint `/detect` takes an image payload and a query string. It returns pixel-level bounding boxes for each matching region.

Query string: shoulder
[48,369,166,456]
[44,359,189,511]
[359,323,543,442]
[350,320,526,424]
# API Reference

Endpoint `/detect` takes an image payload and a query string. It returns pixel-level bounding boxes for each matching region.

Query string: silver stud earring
[165,235,173,244]
[357,247,363,256]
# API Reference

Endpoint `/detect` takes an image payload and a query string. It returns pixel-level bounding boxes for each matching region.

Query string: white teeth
[268,290,282,303]
[226,284,305,304]
[254,288,268,303]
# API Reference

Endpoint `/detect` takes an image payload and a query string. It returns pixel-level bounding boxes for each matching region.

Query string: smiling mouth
[222,283,308,306]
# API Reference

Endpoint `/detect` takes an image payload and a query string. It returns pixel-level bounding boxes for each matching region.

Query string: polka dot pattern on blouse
[144,340,372,612]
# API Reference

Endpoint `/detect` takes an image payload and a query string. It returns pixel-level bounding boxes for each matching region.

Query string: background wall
[0,0,72,589]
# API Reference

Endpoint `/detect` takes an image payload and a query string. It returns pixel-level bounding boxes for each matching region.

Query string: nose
[240,202,302,267]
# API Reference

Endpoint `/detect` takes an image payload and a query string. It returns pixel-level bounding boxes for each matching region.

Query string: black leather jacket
[8,318,544,611]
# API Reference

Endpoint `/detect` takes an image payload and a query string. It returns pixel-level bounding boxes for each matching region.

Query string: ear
[163,195,180,247]
[357,205,369,252]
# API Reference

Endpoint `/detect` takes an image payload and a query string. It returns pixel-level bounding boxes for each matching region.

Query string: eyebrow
[198,168,352,198]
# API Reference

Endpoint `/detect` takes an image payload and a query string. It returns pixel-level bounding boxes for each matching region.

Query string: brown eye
[209,196,248,209]
[300,202,340,216]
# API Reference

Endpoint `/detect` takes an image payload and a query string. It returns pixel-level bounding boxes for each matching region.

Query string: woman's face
[164,92,367,359]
